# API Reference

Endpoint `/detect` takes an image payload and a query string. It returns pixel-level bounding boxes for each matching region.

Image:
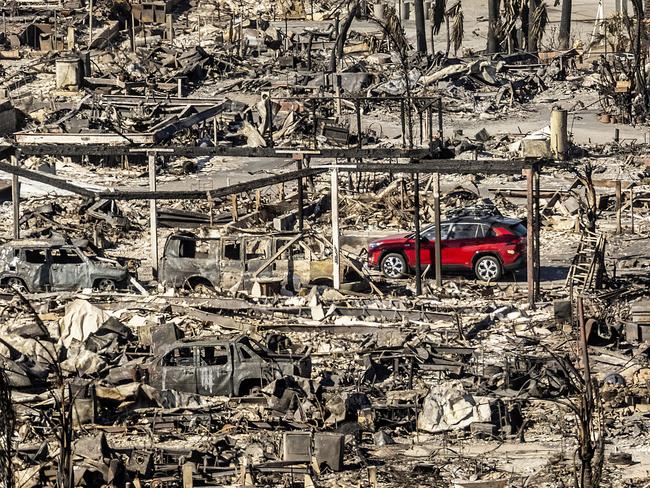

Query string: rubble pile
[0,0,649,487]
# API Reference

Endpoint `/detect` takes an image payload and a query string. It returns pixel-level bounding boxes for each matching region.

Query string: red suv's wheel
[381,253,407,278]
[474,256,502,281]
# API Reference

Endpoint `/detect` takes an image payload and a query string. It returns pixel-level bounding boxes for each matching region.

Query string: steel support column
[526,167,535,309]
[11,154,19,239]
[149,153,158,278]
[433,172,442,287]
[331,163,341,289]
[414,171,422,295]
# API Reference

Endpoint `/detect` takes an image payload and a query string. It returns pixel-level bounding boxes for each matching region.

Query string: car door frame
[443,222,481,268]
[195,344,234,396]
[48,246,88,291]
[219,238,244,289]
[15,247,50,292]
[158,345,198,394]
[420,223,452,270]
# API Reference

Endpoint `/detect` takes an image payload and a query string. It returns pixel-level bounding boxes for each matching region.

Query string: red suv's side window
[449,223,480,239]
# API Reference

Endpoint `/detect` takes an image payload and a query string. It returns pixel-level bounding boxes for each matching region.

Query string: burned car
[159,231,361,291]
[146,335,311,396]
[0,238,129,293]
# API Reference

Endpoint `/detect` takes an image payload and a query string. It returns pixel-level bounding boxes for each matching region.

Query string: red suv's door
[419,224,451,268]
[444,223,483,267]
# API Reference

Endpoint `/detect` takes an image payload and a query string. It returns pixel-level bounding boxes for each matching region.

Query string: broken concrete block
[520,139,551,158]
[558,196,580,215]
[373,431,394,446]
[554,300,572,324]
[417,384,493,433]
[474,128,490,142]
[366,53,392,65]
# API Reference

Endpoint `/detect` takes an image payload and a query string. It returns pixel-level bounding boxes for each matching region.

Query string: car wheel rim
[8,279,26,293]
[477,260,499,280]
[383,256,404,277]
[98,279,115,291]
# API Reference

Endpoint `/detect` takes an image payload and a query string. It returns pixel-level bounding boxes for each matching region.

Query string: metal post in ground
[11,154,19,239]
[331,163,340,289]
[149,153,158,278]
[433,172,442,287]
[526,166,535,309]
[414,171,422,295]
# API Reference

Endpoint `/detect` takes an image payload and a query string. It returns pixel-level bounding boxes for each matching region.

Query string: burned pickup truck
[159,230,362,292]
[145,335,311,396]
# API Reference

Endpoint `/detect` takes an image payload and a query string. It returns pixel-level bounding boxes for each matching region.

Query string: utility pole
[487,0,499,53]
[414,0,427,54]
[558,0,572,50]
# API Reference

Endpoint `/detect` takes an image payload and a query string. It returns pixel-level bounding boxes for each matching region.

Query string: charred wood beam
[16,145,435,159]
[0,160,97,197]
[108,168,327,201]
[0,160,326,201]
[339,159,537,175]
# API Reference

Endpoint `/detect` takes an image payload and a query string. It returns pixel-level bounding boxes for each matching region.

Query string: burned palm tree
[487,0,499,52]
[447,2,464,55]
[630,0,648,114]
[371,6,414,146]
[429,0,464,57]
[329,1,360,72]
[558,0,573,49]
[529,1,548,52]
[494,0,526,53]
[429,0,446,53]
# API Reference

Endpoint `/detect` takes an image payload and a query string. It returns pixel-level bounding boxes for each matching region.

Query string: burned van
[159,231,358,291]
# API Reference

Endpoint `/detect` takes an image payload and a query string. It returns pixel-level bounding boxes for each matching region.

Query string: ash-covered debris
[0,0,649,487]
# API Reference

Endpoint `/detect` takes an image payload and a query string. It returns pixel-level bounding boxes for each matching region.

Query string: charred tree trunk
[0,370,13,488]
[632,0,648,113]
[559,0,572,49]
[527,0,539,52]
[414,0,427,53]
[487,0,499,53]
[445,14,450,56]
[329,3,359,72]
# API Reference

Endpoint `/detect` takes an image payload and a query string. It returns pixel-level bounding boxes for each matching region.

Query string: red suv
[367,214,527,281]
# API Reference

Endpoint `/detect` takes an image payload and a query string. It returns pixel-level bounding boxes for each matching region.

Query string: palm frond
[450,3,464,53]
[381,5,409,55]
